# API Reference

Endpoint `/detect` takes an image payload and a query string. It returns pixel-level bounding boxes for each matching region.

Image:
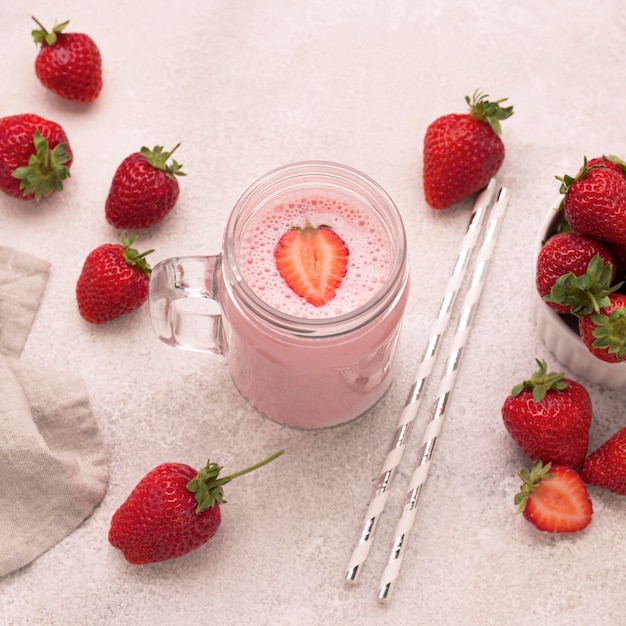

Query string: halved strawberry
[274,221,349,307]
[515,460,593,533]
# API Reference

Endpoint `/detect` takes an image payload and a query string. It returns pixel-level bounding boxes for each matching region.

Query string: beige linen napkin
[0,247,109,576]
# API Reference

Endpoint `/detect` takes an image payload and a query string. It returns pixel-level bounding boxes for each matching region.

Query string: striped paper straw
[344,178,497,584]
[377,186,509,603]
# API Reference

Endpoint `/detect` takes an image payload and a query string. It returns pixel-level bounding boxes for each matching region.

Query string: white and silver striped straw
[377,186,509,603]
[345,178,497,584]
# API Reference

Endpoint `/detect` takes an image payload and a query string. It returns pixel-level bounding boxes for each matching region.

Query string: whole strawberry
[537,233,617,315]
[76,233,153,323]
[607,241,626,275]
[109,450,284,564]
[558,156,626,247]
[578,292,626,363]
[0,113,72,200]
[583,154,626,180]
[580,427,626,495]
[105,144,185,229]
[515,460,593,533]
[422,90,513,209]
[502,359,592,468]
[542,255,621,319]
[32,18,102,103]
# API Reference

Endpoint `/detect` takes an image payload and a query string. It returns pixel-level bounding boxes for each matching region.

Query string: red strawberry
[537,233,617,315]
[274,221,349,307]
[578,292,626,363]
[502,359,592,468]
[32,18,102,103]
[422,90,513,209]
[584,154,626,179]
[105,145,185,229]
[580,427,626,495]
[0,113,72,200]
[109,450,284,564]
[558,157,626,247]
[76,233,153,323]
[515,460,593,533]
[607,241,626,274]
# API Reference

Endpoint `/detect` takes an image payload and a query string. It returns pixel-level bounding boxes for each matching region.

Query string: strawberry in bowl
[533,155,626,388]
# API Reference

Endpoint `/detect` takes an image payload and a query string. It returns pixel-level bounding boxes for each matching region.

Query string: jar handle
[148,255,225,354]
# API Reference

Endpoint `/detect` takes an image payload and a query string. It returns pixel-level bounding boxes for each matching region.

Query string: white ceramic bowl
[532,208,626,388]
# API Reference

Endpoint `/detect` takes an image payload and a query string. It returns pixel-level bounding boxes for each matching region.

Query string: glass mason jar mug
[149,161,410,428]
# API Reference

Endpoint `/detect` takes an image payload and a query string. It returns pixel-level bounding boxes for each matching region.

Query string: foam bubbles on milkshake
[239,190,392,319]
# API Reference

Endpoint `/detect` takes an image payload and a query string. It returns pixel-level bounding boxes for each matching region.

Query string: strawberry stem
[139,144,186,177]
[187,450,284,513]
[466,89,514,134]
[31,17,69,46]
[120,232,154,277]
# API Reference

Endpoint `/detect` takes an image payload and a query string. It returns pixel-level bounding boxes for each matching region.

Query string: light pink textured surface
[1,1,625,625]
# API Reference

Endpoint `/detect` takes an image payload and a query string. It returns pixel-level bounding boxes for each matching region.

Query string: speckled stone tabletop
[1,1,625,624]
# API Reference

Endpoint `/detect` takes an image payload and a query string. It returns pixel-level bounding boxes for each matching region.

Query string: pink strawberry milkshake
[239,189,392,318]
[220,186,409,428]
[149,161,410,428]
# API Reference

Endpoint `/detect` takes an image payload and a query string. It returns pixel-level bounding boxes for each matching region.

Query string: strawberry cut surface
[516,461,593,534]
[274,221,349,307]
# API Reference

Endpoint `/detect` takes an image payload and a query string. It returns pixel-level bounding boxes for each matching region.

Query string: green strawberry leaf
[11,130,71,200]
[120,232,154,276]
[555,216,574,234]
[591,308,626,360]
[543,255,622,317]
[604,154,626,173]
[556,156,591,195]
[140,144,186,177]
[555,156,605,210]
[514,460,556,513]
[510,358,568,403]
[466,89,514,134]
[31,17,69,46]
